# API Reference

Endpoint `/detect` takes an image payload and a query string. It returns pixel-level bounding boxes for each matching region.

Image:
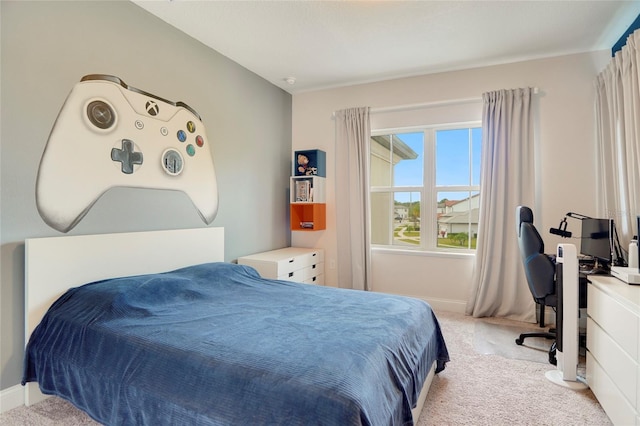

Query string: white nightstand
[238,247,324,285]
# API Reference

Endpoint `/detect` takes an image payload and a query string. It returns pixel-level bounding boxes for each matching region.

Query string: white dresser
[586,275,640,425]
[238,247,324,285]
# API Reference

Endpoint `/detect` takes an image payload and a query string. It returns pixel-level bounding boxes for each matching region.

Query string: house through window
[370,124,481,251]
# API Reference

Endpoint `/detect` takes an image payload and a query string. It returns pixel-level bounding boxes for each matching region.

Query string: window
[370,124,481,251]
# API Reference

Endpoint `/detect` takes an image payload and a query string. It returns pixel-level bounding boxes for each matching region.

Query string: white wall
[0,1,292,391]
[292,52,611,310]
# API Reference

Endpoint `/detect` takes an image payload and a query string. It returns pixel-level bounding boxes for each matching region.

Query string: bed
[22,227,449,425]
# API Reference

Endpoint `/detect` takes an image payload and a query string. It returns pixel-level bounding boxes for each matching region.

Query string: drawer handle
[288,258,295,263]
[312,276,317,282]
[312,264,316,269]
[312,253,317,257]
[289,272,294,277]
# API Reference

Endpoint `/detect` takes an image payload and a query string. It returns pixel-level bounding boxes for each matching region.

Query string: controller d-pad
[111,139,143,174]
[87,100,115,129]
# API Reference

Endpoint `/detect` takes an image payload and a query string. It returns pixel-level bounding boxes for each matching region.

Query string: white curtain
[466,88,536,322]
[595,29,640,243]
[334,107,372,290]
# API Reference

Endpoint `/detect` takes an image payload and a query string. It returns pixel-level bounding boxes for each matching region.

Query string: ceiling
[132,1,640,94]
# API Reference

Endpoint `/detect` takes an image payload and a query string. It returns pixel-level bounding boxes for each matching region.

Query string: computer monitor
[580,218,612,269]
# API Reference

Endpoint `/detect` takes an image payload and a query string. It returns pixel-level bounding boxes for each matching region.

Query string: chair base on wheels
[515,331,557,365]
[515,331,555,345]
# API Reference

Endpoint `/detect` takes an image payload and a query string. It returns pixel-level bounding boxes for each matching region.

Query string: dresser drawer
[301,262,324,280]
[277,268,305,282]
[587,352,638,426]
[587,317,638,406]
[272,255,304,276]
[291,250,324,270]
[304,274,324,285]
[588,284,639,360]
[238,247,324,284]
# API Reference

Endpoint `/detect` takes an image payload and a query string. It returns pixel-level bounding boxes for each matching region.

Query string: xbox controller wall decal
[36,74,219,232]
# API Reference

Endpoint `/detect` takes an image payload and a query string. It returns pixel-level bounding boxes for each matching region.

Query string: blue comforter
[23,262,449,425]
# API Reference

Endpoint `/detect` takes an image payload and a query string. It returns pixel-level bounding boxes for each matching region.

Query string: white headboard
[24,227,224,405]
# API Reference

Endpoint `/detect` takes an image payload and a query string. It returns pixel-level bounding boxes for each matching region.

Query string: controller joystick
[36,74,219,232]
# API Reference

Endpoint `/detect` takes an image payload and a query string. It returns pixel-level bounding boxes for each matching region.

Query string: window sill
[371,246,475,259]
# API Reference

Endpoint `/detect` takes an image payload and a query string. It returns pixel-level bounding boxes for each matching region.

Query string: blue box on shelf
[294,149,326,177]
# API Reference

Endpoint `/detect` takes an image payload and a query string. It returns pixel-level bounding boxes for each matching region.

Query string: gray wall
[1,1,292,390]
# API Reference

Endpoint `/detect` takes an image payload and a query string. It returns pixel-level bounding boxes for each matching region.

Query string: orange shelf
[290,203,326,231]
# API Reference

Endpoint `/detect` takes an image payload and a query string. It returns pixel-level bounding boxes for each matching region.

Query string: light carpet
[2,310,609,425]
[417,311,609,425]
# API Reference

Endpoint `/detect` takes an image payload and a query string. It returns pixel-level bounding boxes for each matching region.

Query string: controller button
[111,139,143,174]
[177,130,187,142]
[196,135,204,147]
[145,100,159,116]
[87,100,115,129]
[162,149,184,176]
[186,144,196,157]
[135,120,144,130]
[186,121,196,133]
[160,127,169,136]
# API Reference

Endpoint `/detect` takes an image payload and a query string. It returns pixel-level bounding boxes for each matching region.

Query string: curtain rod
[370,96,481,115]
[331,87,539,118]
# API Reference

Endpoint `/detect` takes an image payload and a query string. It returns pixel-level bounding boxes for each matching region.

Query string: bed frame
[24,226,435,421]
[24,227,225,405]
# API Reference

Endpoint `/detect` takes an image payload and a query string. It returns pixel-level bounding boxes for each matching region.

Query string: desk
[586,275,640,425]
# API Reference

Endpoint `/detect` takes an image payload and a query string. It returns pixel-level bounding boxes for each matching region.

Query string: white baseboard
[424,297,467,313]
[382,292,468,314]
[0,384,24,413]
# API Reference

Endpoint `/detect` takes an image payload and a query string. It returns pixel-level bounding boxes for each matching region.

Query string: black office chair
[514,205,557,365]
